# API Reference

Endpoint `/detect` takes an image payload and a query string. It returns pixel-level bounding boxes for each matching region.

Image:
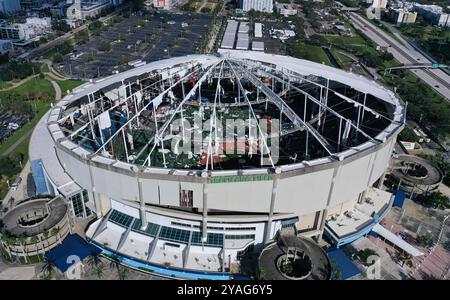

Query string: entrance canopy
[372,224,423,257]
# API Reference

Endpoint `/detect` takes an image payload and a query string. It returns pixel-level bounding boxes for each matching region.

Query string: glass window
[191,232,224,247]
[159,226,190,243]
[70,193,84,218]
[131,219,160,237]
[108,210,134,227]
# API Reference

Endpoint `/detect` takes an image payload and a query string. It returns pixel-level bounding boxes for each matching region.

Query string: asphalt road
[347,12,450,101]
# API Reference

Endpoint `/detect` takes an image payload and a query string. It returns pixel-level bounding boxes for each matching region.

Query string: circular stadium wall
[30,50,405,276]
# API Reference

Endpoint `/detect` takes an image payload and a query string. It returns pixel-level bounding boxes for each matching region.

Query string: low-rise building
[238,0,273,13]
[413,4,450,27]
[388,8,417,25]
[66,0,113,20]
[254,22,263,38]
[275,2,297,16]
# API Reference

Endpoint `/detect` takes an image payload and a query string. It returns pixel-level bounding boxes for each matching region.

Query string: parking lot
[258,19,295,55]
[55,12,213,79]
[0,110,29,145]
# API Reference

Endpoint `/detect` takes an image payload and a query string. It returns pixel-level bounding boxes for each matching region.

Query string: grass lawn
[0,78,55,101]
[325,34,366,46]
[0,101,51,156]
[289,43,330,65]
[41,47,58,60]
[56,79,86,97]
[332,51,354,64]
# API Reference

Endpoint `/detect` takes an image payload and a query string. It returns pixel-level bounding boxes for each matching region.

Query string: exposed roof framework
[58,57,397,170]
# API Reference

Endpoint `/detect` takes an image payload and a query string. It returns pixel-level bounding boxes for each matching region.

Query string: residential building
[371,0,387,9]
[388,8,417,25]
[413,4,450,27]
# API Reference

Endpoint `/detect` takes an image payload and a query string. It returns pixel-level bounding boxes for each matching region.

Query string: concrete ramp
[372,223,423,257]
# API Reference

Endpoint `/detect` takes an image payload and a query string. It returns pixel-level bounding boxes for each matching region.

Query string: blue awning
[46,234,102,273]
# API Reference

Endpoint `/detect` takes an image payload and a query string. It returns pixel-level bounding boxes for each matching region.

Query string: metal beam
[231,61,335,156]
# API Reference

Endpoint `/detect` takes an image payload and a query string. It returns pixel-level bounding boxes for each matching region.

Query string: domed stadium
[28,50,405,278]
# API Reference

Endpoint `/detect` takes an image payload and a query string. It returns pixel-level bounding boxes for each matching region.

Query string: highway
[347,12,450,101]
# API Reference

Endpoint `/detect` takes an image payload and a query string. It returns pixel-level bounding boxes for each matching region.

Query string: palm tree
[42,229,49,250]
[40,257,56,280]
[86,254,103,269]
[51,227,61,244]
[118,266,129,280]
[17,236,29,263]
[108,255,128,280]
[0,233,12,260]
[92,264,105,279]
[29,236,41,260]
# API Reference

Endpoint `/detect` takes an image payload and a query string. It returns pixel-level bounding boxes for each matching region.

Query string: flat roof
[254,23,263,38]
[252,41,264,51]
[29,112,82,197]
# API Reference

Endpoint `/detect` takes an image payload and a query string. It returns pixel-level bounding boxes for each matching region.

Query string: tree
[0,157,20,177]
[92,264,105,279]
[418,192,450,210]
[398,127,418,142]
[416,235,434,248]
[98,42,111,52]
[40,257,56,280]
[357,248,378,266]
[52,19,71,34]
[17,237,29,263]
[109,255,128,280]
[86,254,102,269]
[395,251,413,268]
[51,227,61,244]
[331,258,342,280]
[126,0,145,12]
[118,266,130,280]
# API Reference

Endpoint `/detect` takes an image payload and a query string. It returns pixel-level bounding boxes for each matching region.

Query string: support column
[201,171,209,242]
[88,162,102,218]
[317,164,341,243]
[137,177,147,230]
[264,167,281,244]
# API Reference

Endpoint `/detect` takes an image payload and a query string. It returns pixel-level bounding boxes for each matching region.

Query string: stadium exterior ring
[28,50,405,278]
